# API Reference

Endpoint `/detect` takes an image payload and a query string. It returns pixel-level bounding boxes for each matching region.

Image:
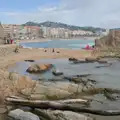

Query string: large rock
[26,64,53,73]
[31,82,71,100]
[35,109,93,120]
[9,72,36,92]
[31,81,83,100]
[8,109,40,120]
[95,30,120,48]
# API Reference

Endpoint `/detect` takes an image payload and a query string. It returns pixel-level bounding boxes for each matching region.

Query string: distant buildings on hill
[1,24,109,40]
[0,23,4,44]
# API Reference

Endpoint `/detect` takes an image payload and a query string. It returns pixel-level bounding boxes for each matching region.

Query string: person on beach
[52,48,55,53]
[14,39,20,53]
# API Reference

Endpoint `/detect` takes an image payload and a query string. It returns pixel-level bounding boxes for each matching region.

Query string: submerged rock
[85,58,99,63]
[68,58,78,62]
[8,109,40,120]
[97,60,108,64]
[96,63,112,68]
[24,60,35,62]
[26,64,53,73]
[52,69,63,76]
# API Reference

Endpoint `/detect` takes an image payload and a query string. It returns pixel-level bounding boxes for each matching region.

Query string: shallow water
[21,39,95,49]
[9,58,120,89]
[9,58,120,120]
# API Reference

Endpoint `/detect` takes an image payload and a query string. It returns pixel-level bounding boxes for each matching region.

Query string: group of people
[44,48,60,53]
[4,37,14,44]
[85,44,95,50]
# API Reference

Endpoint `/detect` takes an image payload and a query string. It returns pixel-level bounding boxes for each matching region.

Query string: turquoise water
[21,39,95,49]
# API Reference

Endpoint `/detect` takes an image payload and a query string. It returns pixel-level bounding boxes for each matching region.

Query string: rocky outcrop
[9,72,36,92]
[95,30,120,48]
[26,64,53,73]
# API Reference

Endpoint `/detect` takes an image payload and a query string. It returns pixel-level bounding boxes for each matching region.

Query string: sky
[1,0,120,28]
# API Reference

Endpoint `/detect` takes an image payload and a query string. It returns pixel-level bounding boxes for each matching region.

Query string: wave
[68,44,86,47]
[22,45,32,49]
[68,43,95,47]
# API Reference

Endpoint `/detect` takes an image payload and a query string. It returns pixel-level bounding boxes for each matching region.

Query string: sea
[21,39,95,49]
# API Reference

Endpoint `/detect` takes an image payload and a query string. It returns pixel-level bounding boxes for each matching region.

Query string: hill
[23,21,105,33]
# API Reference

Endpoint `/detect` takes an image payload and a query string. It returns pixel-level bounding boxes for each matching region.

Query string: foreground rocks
[7,72,96,100]
[35,109,93,120]
[0,70,96,102]
[8,109,40,120]
[26,64,53,73]
[0,71,36,104]
[8,109,93,120]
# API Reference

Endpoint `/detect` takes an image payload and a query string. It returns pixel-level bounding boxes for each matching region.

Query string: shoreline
[5,48,92,69]
[20,36,97,44]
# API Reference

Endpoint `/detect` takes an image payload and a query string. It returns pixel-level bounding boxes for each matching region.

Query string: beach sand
[1,47,93,69]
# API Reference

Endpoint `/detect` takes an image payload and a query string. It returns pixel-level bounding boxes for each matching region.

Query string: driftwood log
[6,97,120,116]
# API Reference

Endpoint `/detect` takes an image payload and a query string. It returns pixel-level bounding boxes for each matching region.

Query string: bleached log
[6,97,120,116]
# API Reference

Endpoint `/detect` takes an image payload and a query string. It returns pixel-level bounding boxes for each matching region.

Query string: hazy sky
[0,0,120,28]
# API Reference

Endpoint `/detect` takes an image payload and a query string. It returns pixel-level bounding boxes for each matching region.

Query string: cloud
[1,0,120,28]
[0,12,19,16]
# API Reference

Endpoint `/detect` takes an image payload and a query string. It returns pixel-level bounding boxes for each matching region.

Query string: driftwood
[6,97,120,116]
[6,97,88,104]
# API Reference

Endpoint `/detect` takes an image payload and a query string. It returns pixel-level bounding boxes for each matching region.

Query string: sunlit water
[21,39,95,49]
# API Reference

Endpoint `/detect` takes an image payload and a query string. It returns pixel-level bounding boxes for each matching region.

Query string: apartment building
[0,23,5,44]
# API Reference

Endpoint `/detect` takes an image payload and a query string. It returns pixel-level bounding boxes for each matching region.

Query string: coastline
[4,48,92,69]
[20,36,98,44]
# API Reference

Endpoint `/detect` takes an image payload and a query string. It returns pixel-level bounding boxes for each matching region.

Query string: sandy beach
[1,47,92,70]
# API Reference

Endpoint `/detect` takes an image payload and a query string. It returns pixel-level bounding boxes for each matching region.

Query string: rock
[85,58,99,62]
[32,81,84,100]
[33,82,71,100]
[24,60,35,62]
[8,109,24,119]
[30,94,47,100]
[21,88,34,96]
[35,109,93,120]
[52,69,63,76]
[95,30,120,48]
[11,74,36,92]
[73,60,86,64]
[9,72,19,81]
[96,63,112,68]
[26,64,53,73]
[68,58,78,62]
[97,60,108,64]
[8,109,40,120]
[0,105,7,114]
[19,111,40,120]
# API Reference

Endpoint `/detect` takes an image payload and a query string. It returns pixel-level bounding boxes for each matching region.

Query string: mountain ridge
[23,21,106,33]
